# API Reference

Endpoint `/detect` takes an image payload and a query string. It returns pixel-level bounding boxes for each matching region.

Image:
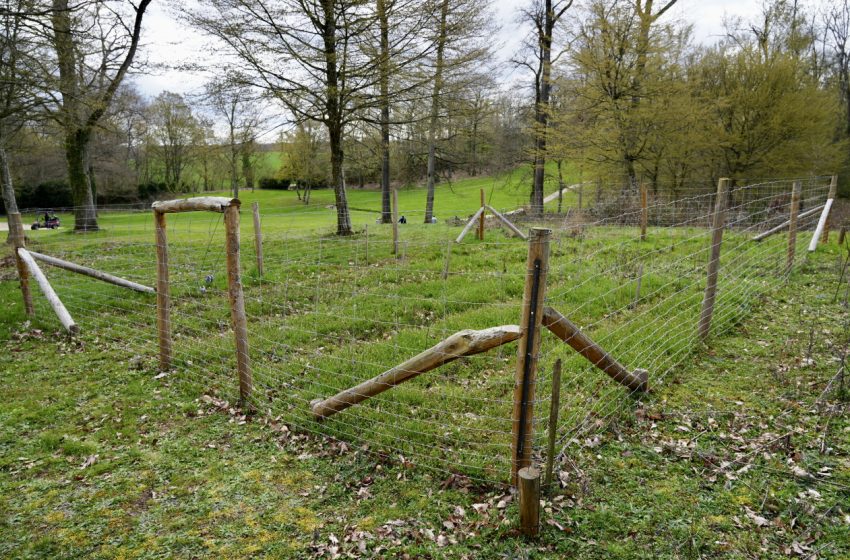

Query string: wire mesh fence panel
[10,175,835,484]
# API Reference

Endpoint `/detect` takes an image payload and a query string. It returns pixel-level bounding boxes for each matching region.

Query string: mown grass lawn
[1,182,848,558]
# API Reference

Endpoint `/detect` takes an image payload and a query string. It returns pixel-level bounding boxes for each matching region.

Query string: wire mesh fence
[6,174,838,485]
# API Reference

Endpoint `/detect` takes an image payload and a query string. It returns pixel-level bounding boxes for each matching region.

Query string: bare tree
[515,0,574,216]
[50,0,151,231]
[190,0,385,236]
[203,77,265,199]
[826,0,850,139]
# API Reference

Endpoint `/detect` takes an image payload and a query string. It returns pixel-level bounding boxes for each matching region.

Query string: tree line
[1,0,849,233]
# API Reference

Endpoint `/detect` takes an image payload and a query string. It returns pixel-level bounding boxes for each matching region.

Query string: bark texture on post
[154,210,172,371]
[786,181,801,275]
[697,178,730,341]
[512,228,550,485]
[519,466,541,538]
[311,325,521,420]
[224,202,253,408]
[152,196,234,214]
[8,212,33,316]
[252,202,264,277]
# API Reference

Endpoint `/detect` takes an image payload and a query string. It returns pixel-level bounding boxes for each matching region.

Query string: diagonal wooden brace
[311,325,522,420]
[542,306,648,393]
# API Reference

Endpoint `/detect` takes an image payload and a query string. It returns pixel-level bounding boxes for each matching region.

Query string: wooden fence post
[8,212,33,316]
[839,226,846,246]
[478,189,485,241]
[252,202,264,277]
[787,181,801,275]
[640,182,648,241]
[442,240,451,280]
[154,210,172,371]
[512,228,551,485]
[364,224,369,265]
[224,202,253,409]
[698,178,730,341]
[392,187,399,257]
[578,183,583,210]
[519,466,541,538]
[543,359,562,495]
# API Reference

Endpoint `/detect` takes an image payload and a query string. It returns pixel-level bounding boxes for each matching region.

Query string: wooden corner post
[252,201,264,277]
[8,212,33,316]
[786,181,801,274]
[698,178,730,341]
[224,202,253,408]
[511,228,551,485]
[154,209,172,371]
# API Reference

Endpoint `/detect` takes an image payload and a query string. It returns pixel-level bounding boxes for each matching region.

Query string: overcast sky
[131,0,823,139]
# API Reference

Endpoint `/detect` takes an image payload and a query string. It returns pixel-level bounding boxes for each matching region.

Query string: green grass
[2,179,848,558]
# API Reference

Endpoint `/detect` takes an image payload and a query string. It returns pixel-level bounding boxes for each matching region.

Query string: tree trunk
[64,129,98,231]
[0,145,19,215]
[531,0,555,218]
[378,0,392,224]
[424,0,449,224]
[322,0,352,236]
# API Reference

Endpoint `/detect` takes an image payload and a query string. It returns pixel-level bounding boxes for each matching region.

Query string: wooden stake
[839,226,846,246]
[8,212,33,316]
[154,210,172,371]
[640,182,648,241]
[631,263,644,309]
[478,188,485,241]
[392,187,399,256]
[252,201,264,277]
[364,225,369,265]
[512,228,551,485]
[787,181,801,275]
[442,240,451,280]
[311,325,522,419]
[543,359,562,495]
[27,250,155,293]
[224,202,253,408]
[519,466,541,538]
[578,183,583,210]
[698,178,730,341]
[542,306,648,392]
[17,248,78,334]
